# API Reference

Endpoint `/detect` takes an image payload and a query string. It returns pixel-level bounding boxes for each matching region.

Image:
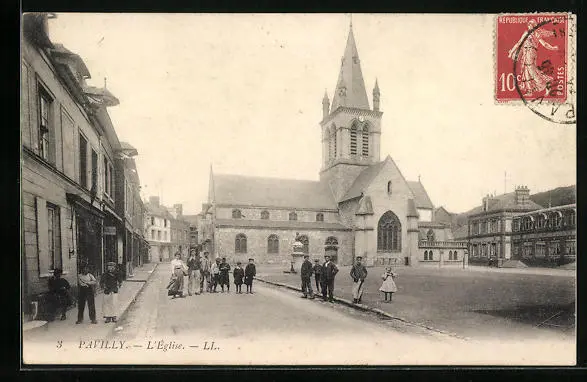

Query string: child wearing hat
[233,261,245,294]
[100,262,122,323]
[47,268,71,321]
[244,258,256,294]
[312,259,322,293]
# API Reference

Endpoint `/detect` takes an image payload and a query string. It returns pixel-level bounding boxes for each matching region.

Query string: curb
[255,276,469,341]
[108,263,159,335]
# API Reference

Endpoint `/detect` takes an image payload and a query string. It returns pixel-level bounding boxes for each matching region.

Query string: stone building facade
[511,204,576,265]
[466,186,543,264]
[21,13,146,317]
[199,23,466,267]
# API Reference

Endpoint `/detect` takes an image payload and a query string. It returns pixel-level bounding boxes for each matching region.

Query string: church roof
[212,173,337,210]
[467,192,543,216]
[330,24,370,112]
[341,160,387,202]
[407,181,434,209]
[356,196,374,215]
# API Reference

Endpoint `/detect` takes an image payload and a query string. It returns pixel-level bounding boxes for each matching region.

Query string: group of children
[209,257,257,294]
[46,261,122,324]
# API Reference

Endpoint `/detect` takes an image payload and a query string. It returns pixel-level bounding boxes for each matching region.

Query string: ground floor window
[267,234,279,254]
[423,250,433,260]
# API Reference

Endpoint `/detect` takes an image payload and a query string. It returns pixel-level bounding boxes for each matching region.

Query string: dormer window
[232,209,242,219]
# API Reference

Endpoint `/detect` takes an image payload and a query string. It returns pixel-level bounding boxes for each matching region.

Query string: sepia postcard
[21,13,577,366]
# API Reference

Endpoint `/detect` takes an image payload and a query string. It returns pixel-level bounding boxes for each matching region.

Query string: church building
[201,23,463,266]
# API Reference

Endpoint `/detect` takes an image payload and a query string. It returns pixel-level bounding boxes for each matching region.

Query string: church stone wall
[215,206,338,223]
[362,161,416,264]
[214,227,353,266]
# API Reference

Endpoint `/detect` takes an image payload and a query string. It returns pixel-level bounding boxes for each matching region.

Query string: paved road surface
[23,265,575,365]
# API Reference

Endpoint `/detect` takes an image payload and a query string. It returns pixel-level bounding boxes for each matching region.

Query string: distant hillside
[530,185,576,208]
[452,185,575,229]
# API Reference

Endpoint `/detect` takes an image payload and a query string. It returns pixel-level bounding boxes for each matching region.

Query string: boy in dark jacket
[47,268,71,321]
[244,258,256,294]
[219,257,231,292]
[233,262,245,294]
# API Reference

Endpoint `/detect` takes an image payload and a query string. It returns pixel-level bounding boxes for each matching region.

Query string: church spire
[330,21,370,112]
[322,89,330,120]
[373,78,380,112]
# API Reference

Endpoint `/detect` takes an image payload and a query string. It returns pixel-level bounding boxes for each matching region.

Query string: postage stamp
[495,13,569,103]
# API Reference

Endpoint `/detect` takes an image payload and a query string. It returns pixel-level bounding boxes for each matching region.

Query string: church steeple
[373,78,380,112]
[322,89,330,120]
[329,22,370,112]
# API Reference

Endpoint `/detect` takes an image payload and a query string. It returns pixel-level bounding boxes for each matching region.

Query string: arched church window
[267,234,279,254]
[427,229,435,242]
[261,210,270,220]
[316,213,324,222]
[235,233,247,253]
[298,235,309,254]
[350,123,358,155]
[377,211,402,252]
[429,251,433,260]
[325,236,338,249]
[387,181,392,195]
[449,250,453,260]
[362,125,369,156]
[424,250,428,260]
[232,209,242,219]
[289,211,298,221]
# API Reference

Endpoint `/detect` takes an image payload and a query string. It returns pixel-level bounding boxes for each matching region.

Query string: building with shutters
[21,13,146,318]
[199,22,465,267]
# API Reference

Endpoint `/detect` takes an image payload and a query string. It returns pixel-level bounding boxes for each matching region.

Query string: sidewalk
[23,262,158,343]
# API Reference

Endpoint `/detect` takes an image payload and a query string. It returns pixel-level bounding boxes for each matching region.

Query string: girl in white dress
[379,267,397,302]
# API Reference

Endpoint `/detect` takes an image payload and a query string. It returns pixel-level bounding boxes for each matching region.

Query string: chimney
[149,196,160,207]
[173,203,183,218]
[515,186,530,205]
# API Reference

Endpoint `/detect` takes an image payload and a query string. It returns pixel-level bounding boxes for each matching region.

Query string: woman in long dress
[167,252,187,298]
[507,19,559,97]
[379,267,397,303]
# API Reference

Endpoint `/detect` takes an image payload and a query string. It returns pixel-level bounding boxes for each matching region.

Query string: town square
[21,13,576,365]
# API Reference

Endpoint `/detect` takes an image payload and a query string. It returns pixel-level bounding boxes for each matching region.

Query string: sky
[46,13,576,215]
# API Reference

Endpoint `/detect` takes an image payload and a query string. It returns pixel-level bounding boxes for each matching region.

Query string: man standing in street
[300,254,315,299]
[186,249,201,296]
[350,256,368,304]
[321,255,338,302]
[200,251,212,293]
[312,259,322,294]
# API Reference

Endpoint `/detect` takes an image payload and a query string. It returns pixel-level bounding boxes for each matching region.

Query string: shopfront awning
[66,193,105,219]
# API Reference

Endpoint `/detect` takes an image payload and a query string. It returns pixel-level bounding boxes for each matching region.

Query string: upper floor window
[232,209,242,219]
[103,157,114,199]
[426,229,435,242]
[91,149,98,193]
[361,125,369,156]
[151,216,155,225]
[38,87,54,163]
[513,219,520,232]
[261,210,270,220]
[235,233,247,253]
[316,213,324,222]
[387,181,392,195]
[553,211,562,228]
[350,124,358,155]
[79,134,88,188]
[289,211,298,221]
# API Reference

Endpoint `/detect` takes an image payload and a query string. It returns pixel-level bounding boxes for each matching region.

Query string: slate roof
[215,219,351,231]
[330,24,370,112]
[452,225,469,239]
[212,174,337,210]
[467,192,543,216]
[342,160,387,201]
[407,181,434,209]
[144,202,173,219]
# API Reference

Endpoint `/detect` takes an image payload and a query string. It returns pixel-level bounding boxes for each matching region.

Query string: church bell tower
[320,21,383,202]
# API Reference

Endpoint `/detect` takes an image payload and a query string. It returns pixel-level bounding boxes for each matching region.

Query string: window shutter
[61,205,71,274]
[35,197,50,275]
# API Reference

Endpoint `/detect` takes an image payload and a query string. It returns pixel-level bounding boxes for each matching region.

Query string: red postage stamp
[495,13,569,103]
